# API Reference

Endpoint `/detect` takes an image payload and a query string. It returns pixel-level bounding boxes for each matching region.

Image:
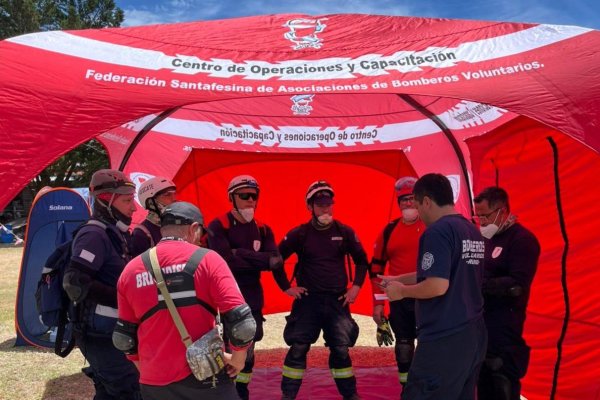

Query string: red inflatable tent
[2,14,600,399]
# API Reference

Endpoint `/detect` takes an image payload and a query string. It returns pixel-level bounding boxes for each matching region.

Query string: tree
[0,0,124,219]
[0,0,40,39]
[29,139,110,192]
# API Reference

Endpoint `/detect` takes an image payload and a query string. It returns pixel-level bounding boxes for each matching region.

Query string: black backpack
[34,219,114,357]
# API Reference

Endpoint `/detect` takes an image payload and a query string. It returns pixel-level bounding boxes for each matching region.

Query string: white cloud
[122,9,167,27]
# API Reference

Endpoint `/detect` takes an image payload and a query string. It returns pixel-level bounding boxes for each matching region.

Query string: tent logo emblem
[283,18,327,50]
[291,94,315,115]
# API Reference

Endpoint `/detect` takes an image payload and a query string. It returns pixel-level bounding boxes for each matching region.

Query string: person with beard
[273,180,369,400]
[206,174,283,400]
[369,176,425,389]
[130,176,177,257]
[63,169,141,400]
[474,187,540,400]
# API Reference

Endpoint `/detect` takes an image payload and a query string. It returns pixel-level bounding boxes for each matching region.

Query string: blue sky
[117,0,600,30]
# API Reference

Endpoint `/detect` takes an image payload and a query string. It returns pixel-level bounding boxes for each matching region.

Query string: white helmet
[227,175,259,200]
[138,176,176,210]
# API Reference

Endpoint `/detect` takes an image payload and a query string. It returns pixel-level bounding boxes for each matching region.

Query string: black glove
[269,254,284,270]
[376,316,394,347]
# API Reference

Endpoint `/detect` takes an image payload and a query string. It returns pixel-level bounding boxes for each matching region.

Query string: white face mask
[317,213,333,226]
[402,208,419,222]
[238,208,255,222]
[480,224,499,239]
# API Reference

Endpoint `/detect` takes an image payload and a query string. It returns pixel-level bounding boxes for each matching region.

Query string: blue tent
[15,188,90,347]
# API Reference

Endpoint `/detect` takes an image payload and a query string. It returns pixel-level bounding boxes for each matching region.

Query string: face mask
[402,208,419,222]
[238,208,255,222]
[480,224,499,239]
[317,213,333,226]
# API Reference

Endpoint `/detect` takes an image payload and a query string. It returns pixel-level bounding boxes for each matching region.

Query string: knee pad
[329,345,350,361]
[289,343,311,359]
[395,339,414,364]
[491,373,512,400]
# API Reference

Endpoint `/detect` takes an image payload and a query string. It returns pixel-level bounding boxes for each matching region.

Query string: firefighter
[114,201,256,400]
[273,180,369,400]
[369,176,425,387]
[206,175,283,400]
[474,187,540,400]
[130,176,177,257]
[63,169,141,400]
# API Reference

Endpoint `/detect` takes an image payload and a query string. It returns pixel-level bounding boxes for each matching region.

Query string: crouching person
[114,201,256,400]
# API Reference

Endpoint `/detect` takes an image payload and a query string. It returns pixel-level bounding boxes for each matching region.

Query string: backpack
[34,219,113,357]
[369,218,401,276]
[202,213,268,248]
[290,220,354,284]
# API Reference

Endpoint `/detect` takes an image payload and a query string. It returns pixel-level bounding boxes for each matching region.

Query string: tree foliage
[1,0,124,39]
[30,140,110,192]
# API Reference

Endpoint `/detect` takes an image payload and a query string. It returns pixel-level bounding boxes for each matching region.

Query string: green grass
[0,247,94,400]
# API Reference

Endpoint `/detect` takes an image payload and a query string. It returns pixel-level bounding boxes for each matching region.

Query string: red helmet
[395,176,417,197]
[306,180,334,204]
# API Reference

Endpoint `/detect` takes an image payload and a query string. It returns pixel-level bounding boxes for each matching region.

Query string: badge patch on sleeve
[79,249,96,263]
[421,252,434,271]
[492,247,503,259]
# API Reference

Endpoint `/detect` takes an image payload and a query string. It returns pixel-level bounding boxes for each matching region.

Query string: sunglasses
[235,192,258,201]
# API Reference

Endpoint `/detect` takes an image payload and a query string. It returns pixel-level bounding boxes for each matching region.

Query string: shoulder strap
[218,213,230,231]
[145,248,193,347]
[254,219,267,239]
[382,218,401,257]
[134,223,154,247]
[334,221,354,282]
[86,219,129,259]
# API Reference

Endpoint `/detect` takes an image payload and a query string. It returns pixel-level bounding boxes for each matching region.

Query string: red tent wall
[173,149,418,315]
[468,117,600,400]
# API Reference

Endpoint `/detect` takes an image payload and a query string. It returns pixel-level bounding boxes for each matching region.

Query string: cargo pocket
[283,313,300,346]
[348,317,359,347]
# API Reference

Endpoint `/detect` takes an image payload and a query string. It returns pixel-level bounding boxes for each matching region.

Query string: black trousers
[141,372,239,400]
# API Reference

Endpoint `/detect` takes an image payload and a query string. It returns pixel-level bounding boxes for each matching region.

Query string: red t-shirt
[370,219,425,306]
[117,239,247,385]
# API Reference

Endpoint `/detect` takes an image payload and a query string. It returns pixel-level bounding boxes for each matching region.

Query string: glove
[269,254,284,270]
[376,316,394,347]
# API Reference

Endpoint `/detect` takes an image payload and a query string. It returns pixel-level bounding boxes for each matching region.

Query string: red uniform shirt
[117,239,247,385]
[371,219,425,306]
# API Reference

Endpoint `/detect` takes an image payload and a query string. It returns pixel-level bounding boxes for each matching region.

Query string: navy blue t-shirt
[415,214,485,342]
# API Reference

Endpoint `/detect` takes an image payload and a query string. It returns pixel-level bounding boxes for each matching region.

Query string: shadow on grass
[42,372,94,400]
